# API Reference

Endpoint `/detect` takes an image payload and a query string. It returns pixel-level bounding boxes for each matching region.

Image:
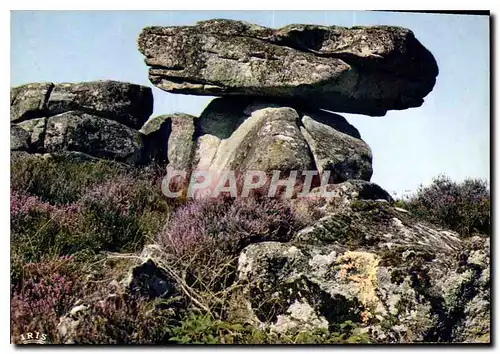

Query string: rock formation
[234,200,489,342]
[10,80,152,164]
[10,18,490,343]
[131,182,489,343]
[141,97,373,187]
[138,19,438,116]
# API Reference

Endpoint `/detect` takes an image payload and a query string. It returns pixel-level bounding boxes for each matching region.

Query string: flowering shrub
[158,196,299,256]
[76,174,172,253]
[11,257,82,344]
[11,153,127,204]
[10,190,78,280]
[400,175,490,236]
[11,168,173,280]
[155,196,317,294]
[71,294,175,344]
[80,174,170,216]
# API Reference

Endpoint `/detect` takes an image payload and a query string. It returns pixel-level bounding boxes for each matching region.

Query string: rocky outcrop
[234,198,490,343]
[186,98,372,186]
[10,125,31,152]
[129,181,489,343]
[10,81,153,165]
[44,111,143,165]
[12,18,488,345]
[11,81,153,129]
[10,83,53,124]
[138,19,438,116]
[309,180,394,210]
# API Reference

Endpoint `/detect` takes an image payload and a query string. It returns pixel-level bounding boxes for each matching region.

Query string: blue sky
[10,11,490,196]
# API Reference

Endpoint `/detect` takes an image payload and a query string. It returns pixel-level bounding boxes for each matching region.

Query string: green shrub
[74,175,172,253]
[11,257,83,343]
[168,313,371,344]
[11,154,127,204]
[71,295,176,344]
[399,175,490,236]
[10,191,78,282]
[11,157,173,276]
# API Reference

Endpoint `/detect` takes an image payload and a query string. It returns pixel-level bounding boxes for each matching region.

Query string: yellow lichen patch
[361,310,371,324]
[336,251,381,313]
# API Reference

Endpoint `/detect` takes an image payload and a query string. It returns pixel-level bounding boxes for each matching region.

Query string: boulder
[11,81,153,129]
[17,118,47,152]
[301,115,373,182]
[190,98,370,188]
[138,19,438,116]
[235,107,315,173]
[47,81,153,129]
[196,97,280,139]
[201,105,314,173]
[167,114,197,171]
[44,111,143,164]
[139,114,173,164]
[10,82,53,123]
[191,134,221,171]
[10,125,31,151]
[309,180,394,209]
[235,199,490,343]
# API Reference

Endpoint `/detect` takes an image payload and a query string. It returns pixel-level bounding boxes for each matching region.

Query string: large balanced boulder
[138,19,438,116]
[235,199,490,343]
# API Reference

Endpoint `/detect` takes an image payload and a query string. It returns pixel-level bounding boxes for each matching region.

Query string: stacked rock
[137,19,438,186]
[10,80,153,165]
[10,19,439,187]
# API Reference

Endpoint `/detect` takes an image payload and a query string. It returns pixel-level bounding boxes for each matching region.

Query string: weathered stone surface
[186,98,372,193]
[140,114,173,164]
[139,113,197,165]
[139,114,172,136]
[138,19,438,116]
[236,199,490,343]
[309,180,394,209]
[167,114,197,171]
[237,107,314,172]
[128,259,177,299]
[11,81,153,129]
[301,109,361,139]
[10,125,31,151]
[17,118,47,152]
[44,111,143,164]
[10,83,53,123]
[191,134,221,171]
[197,97,280,139]
[301,115,373,182]
[47,81,153,129]
[203,105,306,174]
